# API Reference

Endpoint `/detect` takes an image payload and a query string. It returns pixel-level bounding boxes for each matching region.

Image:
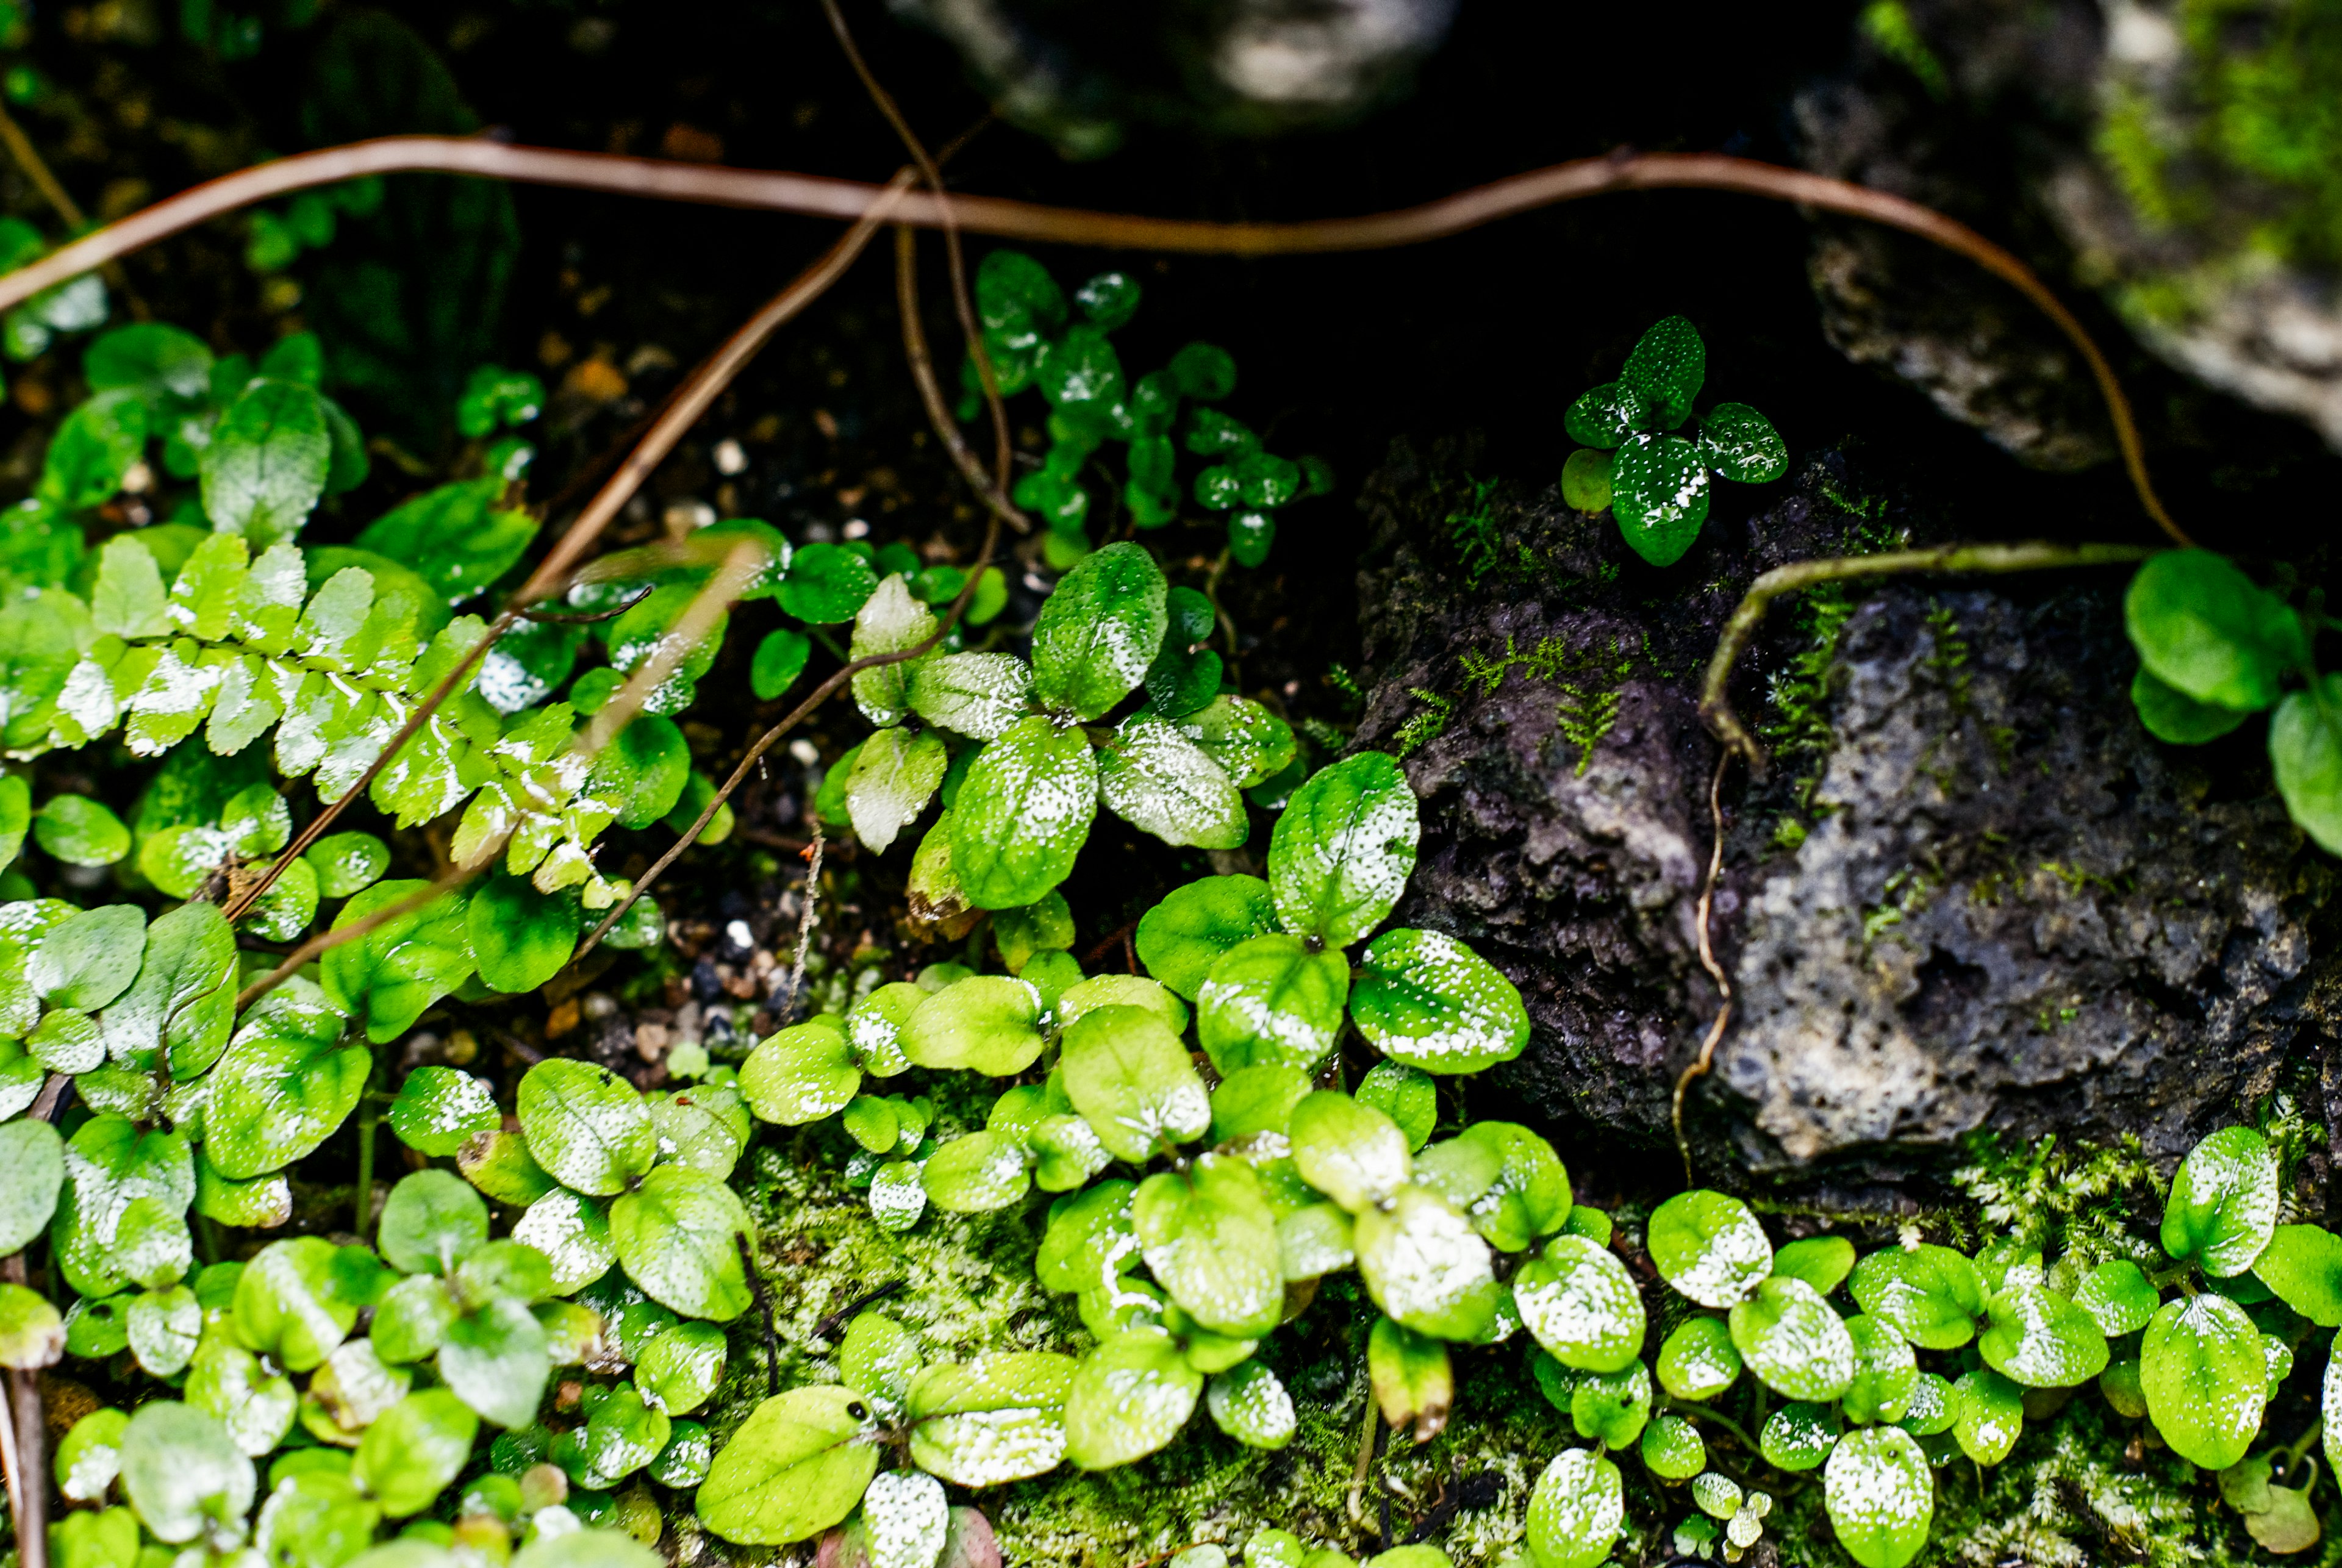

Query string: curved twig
[0,137,2183,542]
[1699,541,2156,773]
[518,585,654,624]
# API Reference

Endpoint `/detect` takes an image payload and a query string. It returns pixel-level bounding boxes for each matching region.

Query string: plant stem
[0,1255,45,1568]
[0,138,2192,545]
[1699,542,2155,774]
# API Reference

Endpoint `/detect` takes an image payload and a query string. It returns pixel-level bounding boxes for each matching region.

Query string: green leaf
[1098,710,1248,850]
[636,1320,727,1417]
[848,575,938,728]
[606,582,728,716]
[1196,933,1349,1075]
[904,1351,1076,1484]
[118,1402,254,1544]
[379,1170,488,1274]
[742,1015,861,1124]
[1697,403,1788,482]
[2132,665,2252,744]
[467,873,580,993]
[777,542,879,625]
[1355,1060,1437,1152]
[1206,1358,1297,1451]
[1030,543,1167,720]
[457,1129,556,1206]
[1648,1190,1772,1309]
[1847,1244,1986,1350]
[1062,1003,1211,1162]
[694,1386,879,1545]
[2271,681,2342,852]
[1062,1328,1202,1470]
[1168,698,1295,793]
[2072,1258,2162,1334]
[185,1334,296,1456]
[1563,382,1652,450]
[1413,1122,1570,1251]
[517,1058,656,1197]
[34,795,130,867]
[1621,315,1705,426]
[510,1187,615,1294]
[85,322,213,403]
[1525,1448,1625,1568]
[923,1129,1031,1212]
[1350,928,1528,1075]
[1514,1234,1644,1372]
[1611,432,1710,567]
[253,1469,382,1568]
[2162,1123,2279,1276]
[611,1165,751,1320]
[233,1236,360,1372]
[320,881,475,1044]
[948,715,1098,909]
[1266,751,1417,947]
[1369,1316,1453,1442]
[387,1066,500,1158]
[907,651,1031,742]
[32,903,146,1012]
[1134,1155,1282,1336]
[0,1280,62,1369]
[55,1406,131,1502]
[52,1114,193,1300]
[902,976,1047,1076]
[2127,550,2302,712]
[0,1119,63,1255]
[587,713,692,831]
[1842,1315,1919,1424]
[1772,1236,1857,1295]
[440,1297,551,1428]
[846,727,947,854]
[1288,1092,1411,1214]
[1728,1276,1855,1401]
[1136,875,1280,1001]
[1569,1362,1652,1448]
[354,479,539,605]
[352,1389,478,1517]
[201,379,331,546]
[2142,1291,2266,1470]
[1760,1400,1841,1469]
[1358,1194,1499,1338]
[205,978,368,1178]
[43,390,149,510]
[748,626,811,701]
[102,897,238,1074]
[1823,1426,1933,1568]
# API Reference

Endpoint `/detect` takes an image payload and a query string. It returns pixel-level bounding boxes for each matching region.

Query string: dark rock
[1794,0,2342,457]
[889,0,1458,157]
[1353,438,2339,1192]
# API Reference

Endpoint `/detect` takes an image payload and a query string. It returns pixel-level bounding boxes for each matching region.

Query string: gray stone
[1353,439,2338,1191]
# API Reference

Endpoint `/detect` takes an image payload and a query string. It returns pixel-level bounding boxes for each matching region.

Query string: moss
[1949,1129,2163,1260]
[2096,0,2342,281]
[1393,689,1453,760]
[1859,0,1949,100]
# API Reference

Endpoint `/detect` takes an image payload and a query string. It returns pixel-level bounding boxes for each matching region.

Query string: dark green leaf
[1134,875,1280,1001]
[319,881,474,1044]
[517,1059,654,1197]
[1697,403,1788,482]
[2162,1123,2279,1277]
[201,380,331,547]
[206,978,369,1178]
[1351,928,1527,1074]
[2142,1292,2265,1470]
[2125,550,2301,712]
[1611,432,1710,567]
[948,716,1098,910]
[467,874,580,993]
[611,1166,751,1320]
[1620,316,1705,426]
[1031,543,1167,721]
[777,542,878,625]
[355,479,539,605]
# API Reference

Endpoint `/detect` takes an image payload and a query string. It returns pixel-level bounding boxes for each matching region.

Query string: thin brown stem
[0,102,83,231]
[0,1253,45,1568]
[0,137,2183,541]
[1672,748,1735,1187]
[1699,541,2156,774]
[223,174,918,924]
[895,225,1029,532]
[818,0,1015,492]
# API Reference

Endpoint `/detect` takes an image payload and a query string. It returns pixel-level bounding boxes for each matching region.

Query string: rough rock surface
[1353,439,2340,1192]
[1795,0,2342,457]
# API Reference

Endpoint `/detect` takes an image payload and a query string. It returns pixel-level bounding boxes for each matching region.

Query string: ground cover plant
[0,5,2332,1567]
